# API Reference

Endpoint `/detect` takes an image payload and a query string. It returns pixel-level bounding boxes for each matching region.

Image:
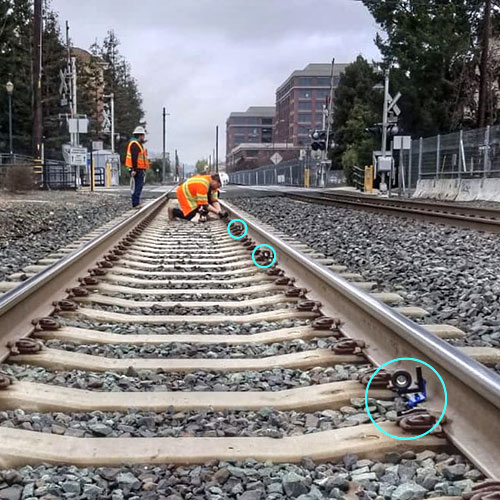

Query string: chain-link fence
[409,125,500,188]
[228,159,345,187]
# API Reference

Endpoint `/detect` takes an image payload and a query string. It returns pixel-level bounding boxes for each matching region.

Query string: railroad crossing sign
[102,106,111,133]
[59,69,69,107]
[387,91,401,117]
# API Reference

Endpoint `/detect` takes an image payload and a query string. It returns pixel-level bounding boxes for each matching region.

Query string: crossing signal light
[310,130,327,151]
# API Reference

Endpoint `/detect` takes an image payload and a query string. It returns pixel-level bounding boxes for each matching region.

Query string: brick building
[274,63,348,147]
[226,106,275,156]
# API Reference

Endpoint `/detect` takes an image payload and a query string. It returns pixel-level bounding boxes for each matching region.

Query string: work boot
[133,204,144,209]
[168,206,175,220]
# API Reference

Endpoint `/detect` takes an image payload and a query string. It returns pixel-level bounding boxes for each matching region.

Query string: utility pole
[215,125,219,173]
[33,0,43,161]
[162,107,170,182]
[478,0,491,129]
[322,57,336,188]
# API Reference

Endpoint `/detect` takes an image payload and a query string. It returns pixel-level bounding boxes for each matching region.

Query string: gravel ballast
[0,453,484,499]
[0,191,132,281]
[232,196,500,349]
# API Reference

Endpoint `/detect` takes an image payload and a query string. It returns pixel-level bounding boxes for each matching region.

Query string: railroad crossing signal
[311,130,327,151]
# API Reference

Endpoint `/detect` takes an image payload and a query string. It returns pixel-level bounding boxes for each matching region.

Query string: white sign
[377,156,393,173]
[277,174,285,184]
[92,141,104,151]
[393,136,411,150]
[270,152,283,165]
[70,147,88,166]
[68,118,89,134]
[299,149,306,160]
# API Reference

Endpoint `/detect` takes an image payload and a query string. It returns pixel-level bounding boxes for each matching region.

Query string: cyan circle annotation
[364,357,447,441]
[227,219,248,240]
[252,244,277,269]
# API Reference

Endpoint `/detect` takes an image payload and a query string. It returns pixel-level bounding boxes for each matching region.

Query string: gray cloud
[52,0,380,165]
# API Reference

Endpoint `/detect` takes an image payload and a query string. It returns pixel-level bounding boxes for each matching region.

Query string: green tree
[361,0,484,134]
[195,158,209,174]
[332,56,381,183]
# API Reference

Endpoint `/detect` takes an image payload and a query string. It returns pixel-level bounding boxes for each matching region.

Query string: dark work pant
[132,170,145,207]
[172,207,198,220]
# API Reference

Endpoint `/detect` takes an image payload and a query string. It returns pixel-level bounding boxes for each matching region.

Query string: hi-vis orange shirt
[176,175,219,216]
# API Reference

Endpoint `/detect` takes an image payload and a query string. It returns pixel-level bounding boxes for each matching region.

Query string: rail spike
[359,368,392,388]
[8,339,43,356]
[397,408,444,436]
[0,374,11,389]
[32,317,60,331]
[332,338,365,355]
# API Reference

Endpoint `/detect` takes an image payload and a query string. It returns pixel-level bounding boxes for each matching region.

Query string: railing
[229,159,345,187]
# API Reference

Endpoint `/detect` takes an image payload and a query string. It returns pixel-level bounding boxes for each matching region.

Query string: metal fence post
[418,137,423,181]
[289,165,293,185]
[458,130,463,178]
[484,125,490,179]
[436,134,441,178]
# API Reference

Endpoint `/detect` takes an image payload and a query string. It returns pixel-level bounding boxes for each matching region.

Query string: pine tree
[332,56,381,183]
[361,0,485,135]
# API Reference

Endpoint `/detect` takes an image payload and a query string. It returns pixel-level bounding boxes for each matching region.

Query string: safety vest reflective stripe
[176,175,212,216]
[125,140,150,169]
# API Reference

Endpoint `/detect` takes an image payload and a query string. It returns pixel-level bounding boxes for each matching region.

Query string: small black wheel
[392,370,412,391]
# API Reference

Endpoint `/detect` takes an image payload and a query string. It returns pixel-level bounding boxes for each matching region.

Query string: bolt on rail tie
[296,300,322,313]
[79,277,100,287]
[332,339,365,355]
[284,286,308,299]
[32,317,61,331]
[53,300,78,312]
[66,287,90,298]
[8,339,44,356]
[274,277,295,287]
[312,317,343,334]
[359,368,392,388]
[0,374,11,389]
[397,409,442,435]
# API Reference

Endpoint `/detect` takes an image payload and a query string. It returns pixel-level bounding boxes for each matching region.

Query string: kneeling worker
[170,173,226,221]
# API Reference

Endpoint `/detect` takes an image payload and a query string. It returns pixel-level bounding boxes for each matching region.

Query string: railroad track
[0,191,499,498]
[283,191,500,233]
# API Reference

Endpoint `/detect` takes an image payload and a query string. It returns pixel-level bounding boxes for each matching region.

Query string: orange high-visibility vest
[176,175,219,216]
[125,139,150,169]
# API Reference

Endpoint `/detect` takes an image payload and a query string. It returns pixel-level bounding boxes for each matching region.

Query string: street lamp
[6,81,14,157]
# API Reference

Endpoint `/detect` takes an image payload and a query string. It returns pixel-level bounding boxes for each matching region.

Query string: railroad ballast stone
[233,196,500,349]
[43,337,338,359]
[0,363,371,392]
[0,454,483,499]
[0,191,132,281]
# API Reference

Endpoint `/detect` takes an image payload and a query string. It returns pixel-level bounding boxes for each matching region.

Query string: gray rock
[282,471,308,498]
[392,482,427,500]
[442,464,467,480]
[0,486,22,500]
[238,491,263,500]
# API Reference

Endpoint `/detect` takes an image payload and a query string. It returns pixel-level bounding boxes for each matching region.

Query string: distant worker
[125,126,150,208]
[169,173,227,221]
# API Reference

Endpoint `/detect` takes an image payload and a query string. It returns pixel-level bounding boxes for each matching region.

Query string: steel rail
[283,191,500,233]
[0,190,171,363]
[222,200,500,478]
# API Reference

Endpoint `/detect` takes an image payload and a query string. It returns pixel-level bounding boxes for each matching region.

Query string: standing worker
[169,173,227,221]
[126,126,150,208]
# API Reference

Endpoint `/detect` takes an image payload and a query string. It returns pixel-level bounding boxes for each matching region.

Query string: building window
[315,100,326,110]
[298,113,312,123]
[297,89,312,99]
[316,89,330,99]
[298,101,312,111]
[298,125,311,135]
[316,77,331,86]
[298,77,312,86]
[262,118,273,125]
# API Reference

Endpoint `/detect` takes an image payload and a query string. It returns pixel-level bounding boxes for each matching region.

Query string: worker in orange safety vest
[125,126,150,208]
[169,173,227,221]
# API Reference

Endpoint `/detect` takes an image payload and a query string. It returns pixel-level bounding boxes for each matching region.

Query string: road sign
[68,118,89,134]
[92,141,104,151]
[270,152,283,165]
[70,147,87,166]
[393,136,411,150]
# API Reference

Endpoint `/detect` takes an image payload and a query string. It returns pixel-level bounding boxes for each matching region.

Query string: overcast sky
[51,0,380,166]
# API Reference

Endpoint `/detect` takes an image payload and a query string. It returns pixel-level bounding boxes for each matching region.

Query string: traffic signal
[310,130,327,151]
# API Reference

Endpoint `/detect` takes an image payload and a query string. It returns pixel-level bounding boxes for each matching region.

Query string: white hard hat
[220,172,229,186]
[133,126,146,135]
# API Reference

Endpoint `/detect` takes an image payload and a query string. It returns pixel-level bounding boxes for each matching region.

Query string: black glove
[219,210,229,220]
[198,205,209,216]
